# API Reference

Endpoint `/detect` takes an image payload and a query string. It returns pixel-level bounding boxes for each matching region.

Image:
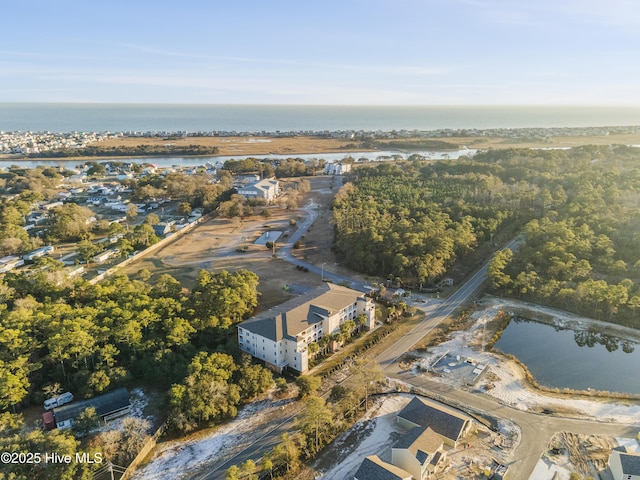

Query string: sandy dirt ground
[407,297,640,423]
[120,176,343,310]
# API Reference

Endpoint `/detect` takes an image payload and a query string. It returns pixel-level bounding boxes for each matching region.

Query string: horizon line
[3,102,640,108]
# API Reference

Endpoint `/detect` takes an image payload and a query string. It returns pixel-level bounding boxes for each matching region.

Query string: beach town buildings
[237,283,375,374]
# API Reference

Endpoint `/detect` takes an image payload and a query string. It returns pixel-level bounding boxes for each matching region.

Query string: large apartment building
[238,283,375,373]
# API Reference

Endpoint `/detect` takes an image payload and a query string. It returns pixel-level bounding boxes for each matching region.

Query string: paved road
[375,238,520,367]
[278,200,369,292]
[193,405,302,480]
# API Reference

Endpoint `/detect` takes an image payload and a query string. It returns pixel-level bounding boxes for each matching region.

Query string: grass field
[88,132,640,158]
[97,135,365,157]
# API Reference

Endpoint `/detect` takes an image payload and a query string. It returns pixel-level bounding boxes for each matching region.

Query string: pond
[494,318,640,394]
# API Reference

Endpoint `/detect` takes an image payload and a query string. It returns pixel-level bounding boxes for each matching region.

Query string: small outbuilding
[52,387,131,430]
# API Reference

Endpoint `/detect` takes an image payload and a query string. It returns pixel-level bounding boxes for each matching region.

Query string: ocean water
[2,104,640,133]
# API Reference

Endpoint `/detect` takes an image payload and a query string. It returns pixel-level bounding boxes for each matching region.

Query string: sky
[1,0,640,105]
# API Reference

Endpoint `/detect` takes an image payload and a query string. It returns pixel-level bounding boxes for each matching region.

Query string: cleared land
[120,176,346,312]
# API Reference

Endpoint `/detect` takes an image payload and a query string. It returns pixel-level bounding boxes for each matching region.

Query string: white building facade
[324,162,352,175]
[238,283,375,373]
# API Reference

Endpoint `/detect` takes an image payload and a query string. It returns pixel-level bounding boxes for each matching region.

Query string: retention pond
[494,318,640,395]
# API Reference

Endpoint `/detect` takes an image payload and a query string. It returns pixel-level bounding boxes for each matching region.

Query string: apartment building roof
[239,283,366,342]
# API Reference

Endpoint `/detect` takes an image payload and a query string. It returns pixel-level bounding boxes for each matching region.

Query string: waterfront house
[324,162,352,175]
[238,283,375,374]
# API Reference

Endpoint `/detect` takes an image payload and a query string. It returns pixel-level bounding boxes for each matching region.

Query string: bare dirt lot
[120,176,345,311]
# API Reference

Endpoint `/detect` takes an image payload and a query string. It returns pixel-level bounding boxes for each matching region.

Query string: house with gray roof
[609,446,640,480]
[397,396,472,448]
[392,426,446,479]
[238,283,375,373]
[236,178,280,202]
[354,455,412,480]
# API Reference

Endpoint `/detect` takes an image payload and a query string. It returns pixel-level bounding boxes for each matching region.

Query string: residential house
[65,265,85,278]
[236,178,280,202]
[52,387,131,430]
[392,426,446,479]
[23,245,55,262]
[238,283,375,373]
[609,446,640,480]
[93,249,119,264]
[397,397,472,448]
[26,211,48,224]
[41,201,64,210]
[153,221,175,236]
[324,162,352,175]
[354,455,412,480]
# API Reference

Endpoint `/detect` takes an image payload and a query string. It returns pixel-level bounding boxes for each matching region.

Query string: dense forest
[482,146,640,326]
[332,161,517,286]
[222,156,327,178]
[0,268,273,479]
[333,146,640,326]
